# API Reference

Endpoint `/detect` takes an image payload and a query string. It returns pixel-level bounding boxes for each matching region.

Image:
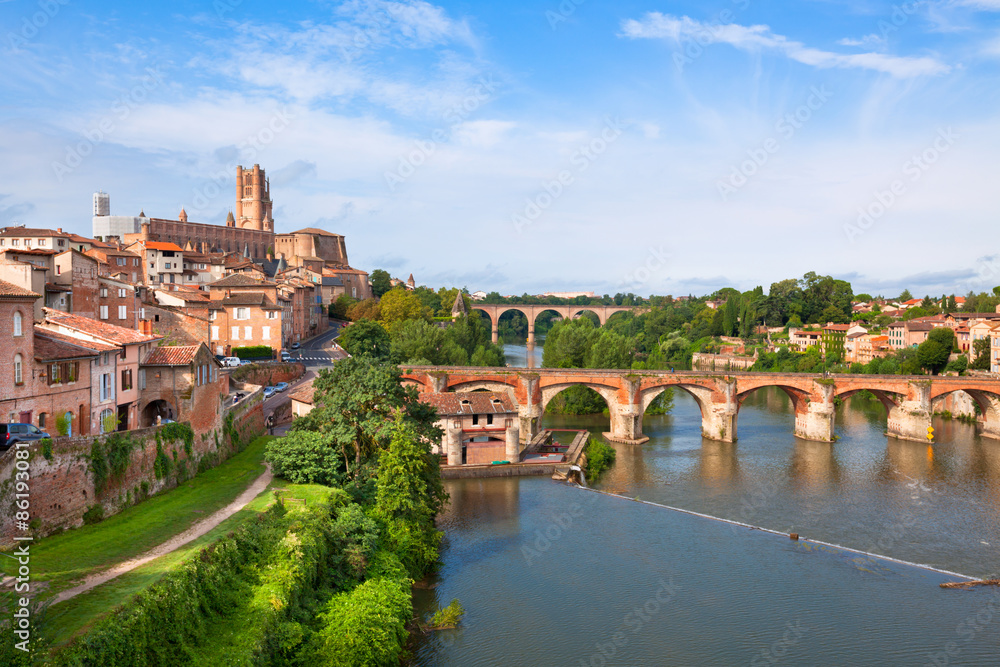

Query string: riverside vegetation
[2,354,450,666]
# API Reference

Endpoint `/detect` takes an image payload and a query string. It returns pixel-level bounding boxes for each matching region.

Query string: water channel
[411,348,1000,665]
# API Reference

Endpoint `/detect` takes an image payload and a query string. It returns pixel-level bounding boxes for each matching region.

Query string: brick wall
[143,303,209,346]
[229,362,305,387]
[0,383,266,548]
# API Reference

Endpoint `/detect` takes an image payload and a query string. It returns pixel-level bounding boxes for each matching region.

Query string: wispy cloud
[952,0,1000,10]
[619,13,950,78]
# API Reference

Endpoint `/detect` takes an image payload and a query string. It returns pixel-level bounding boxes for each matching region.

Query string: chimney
[57,227,62,233]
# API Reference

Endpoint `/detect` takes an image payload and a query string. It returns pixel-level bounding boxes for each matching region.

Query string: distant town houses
[0,163,379,435]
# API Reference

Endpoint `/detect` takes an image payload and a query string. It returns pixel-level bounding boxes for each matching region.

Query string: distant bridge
[401,367,1000,445]
[469,304,648,344]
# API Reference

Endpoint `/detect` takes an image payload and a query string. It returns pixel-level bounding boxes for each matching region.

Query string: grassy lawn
[41,480,333,650]
[2,436,272,602]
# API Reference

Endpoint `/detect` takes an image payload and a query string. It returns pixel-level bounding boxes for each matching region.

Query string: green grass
[2,436,272,602]
[40,480,333,650]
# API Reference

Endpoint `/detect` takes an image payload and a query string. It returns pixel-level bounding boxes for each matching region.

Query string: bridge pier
[887,382,933,442]
[527,322,535,347]
[445,423,462,466]
[793,383,836,442]
[702,406,738,443]
[491,322,499,344]
[604,401,649,444]
[505,422,521,461]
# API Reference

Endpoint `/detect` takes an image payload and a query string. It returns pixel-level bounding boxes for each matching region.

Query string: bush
[233,345,274,360]
[303,551,412,667]
[82,504,105,525]
[40,438,53,461]
[265,431,344,486]
[584,437,617,484]
[430,599,465,628]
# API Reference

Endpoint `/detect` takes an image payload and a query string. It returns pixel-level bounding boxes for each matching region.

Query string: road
[288,320,348,368]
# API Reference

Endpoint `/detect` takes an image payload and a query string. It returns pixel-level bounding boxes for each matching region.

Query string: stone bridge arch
[448,380,520,405]
[540,381,619,414]
[931,386,1000,439]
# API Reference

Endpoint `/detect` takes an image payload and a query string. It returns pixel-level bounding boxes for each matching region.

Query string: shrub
[40,438,53,462]
[584,437,617,484]
[233,345,273,360]
[55,412,70,437]
[430,599,465,628]
[82,504,105,525]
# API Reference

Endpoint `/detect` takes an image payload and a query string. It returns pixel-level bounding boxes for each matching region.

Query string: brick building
[207,274,283,356]
[39,308,161,433]
[0,280,42,423]
[419,391,519,466]
[139,343,223,430]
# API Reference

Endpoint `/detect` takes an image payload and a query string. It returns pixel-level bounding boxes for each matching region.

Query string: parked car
[280,350,291,362]
[264,386,277,398]
[1,423,50,451]
[240,359,254,366]
[222,356,241,368]
[275,382,289,393]
[291,342,301,349]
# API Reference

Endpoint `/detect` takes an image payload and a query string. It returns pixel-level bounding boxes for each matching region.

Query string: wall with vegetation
[0,386,265,548]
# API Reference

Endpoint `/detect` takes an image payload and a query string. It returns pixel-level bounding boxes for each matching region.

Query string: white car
[222,357,241,367]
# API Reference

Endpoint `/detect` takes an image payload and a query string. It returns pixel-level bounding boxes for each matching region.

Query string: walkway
[50,465,274,605]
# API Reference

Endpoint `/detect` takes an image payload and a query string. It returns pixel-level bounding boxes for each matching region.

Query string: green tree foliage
[346,298,381,322]
[370,269,393,298]
[374,418,447,577]
[916,327,955,375]
[282,357,442,480]
[391,314,505,367]
[339,318,392,361]
[971,337,991,370]
[328,294,356,320]
[899,289,913,301]
[379,287,428,328]
[265,430,344,486]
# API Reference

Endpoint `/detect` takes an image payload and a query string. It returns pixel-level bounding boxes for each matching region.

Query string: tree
[898,289,913,302]
[339,319,392,361]
[346,298,380,322]
[329,293,356,320]
[374,417,448,576]
[370,269,393,299]
[916,327,954,375]
[970,337,990,370]
[287,357,442,479]
[265,430,343,486]
[379,288,427,328]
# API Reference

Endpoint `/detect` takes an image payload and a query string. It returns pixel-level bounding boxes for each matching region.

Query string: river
[411,358,1000,665]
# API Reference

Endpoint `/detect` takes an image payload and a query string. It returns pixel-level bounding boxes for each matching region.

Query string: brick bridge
[469,304,648,344]
[400,367,1000,445]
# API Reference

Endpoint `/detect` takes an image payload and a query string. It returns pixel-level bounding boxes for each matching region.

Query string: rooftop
[43,308,161,345]
[33,328,110,359]
[144,241,184,252]
[419,391,517,416]
[0,227,70,238]
[143,345,203,366]
[209,274,275,288]
[0,279,41,299]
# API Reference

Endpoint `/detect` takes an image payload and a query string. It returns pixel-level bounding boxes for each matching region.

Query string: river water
[411,359,1000,665]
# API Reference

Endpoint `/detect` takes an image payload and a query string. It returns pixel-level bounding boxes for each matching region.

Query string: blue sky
[2,0,1000,298]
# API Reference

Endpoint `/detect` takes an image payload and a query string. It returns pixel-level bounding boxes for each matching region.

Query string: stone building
[0,280,43,423]
[419,391,520,466]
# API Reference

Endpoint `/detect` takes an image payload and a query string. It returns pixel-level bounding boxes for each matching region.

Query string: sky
[1,0,999,299]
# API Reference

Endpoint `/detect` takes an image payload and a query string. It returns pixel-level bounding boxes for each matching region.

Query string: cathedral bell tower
[234,164,273,231]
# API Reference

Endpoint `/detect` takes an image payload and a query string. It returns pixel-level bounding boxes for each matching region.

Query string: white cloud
[952,0,1000,9]
[619,13,950,78]
[837,34,886,49]
[452,120,516,148]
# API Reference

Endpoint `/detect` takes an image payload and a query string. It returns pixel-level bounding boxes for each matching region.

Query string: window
[56,265,62,275]
[487,414,494,425]
[211,326,219,341]
[472,414,479,425]
[267,311,277,319]
[100,305,109,320]
[12,239,19,246]
[209,310,217,321]
[50,363,60,384]
[235,307,250,320]
[100,287,108,297]
[121,368,132,390]
[139,368,146,390]
[245,326,252,340]
[199,263,206,270]
[262,326,270,340]
[117,257,126,266]
[118,288,127,298]
[14,354,23,385]
[58,239,64,247]
[99,373,114,401]
[164,262,171,270]
[119,305,127,320]
[232,326,239,340]
[38,413,46,428]
[38,239,46,247]
[99,408,115,434]
[13,311,22,337]
[140,307,145,320]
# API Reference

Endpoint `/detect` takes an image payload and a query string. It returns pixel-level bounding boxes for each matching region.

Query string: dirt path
[50,465,273,606]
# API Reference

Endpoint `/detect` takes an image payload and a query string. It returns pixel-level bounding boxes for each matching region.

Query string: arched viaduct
[469,304,649,345]
[400,367,1000,446]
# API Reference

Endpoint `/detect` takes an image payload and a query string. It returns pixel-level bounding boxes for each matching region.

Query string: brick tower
[234,164,273,232]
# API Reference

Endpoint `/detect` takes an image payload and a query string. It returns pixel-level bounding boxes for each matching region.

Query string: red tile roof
[1,248,57,256]
[0,279,41,299]
[419,391,517,416]
[210,274,274,288]
[42,308,161,345]
[143,345,201,365]
[0,227,70,238]
[33,329,109,360]
[144,241,184,252]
